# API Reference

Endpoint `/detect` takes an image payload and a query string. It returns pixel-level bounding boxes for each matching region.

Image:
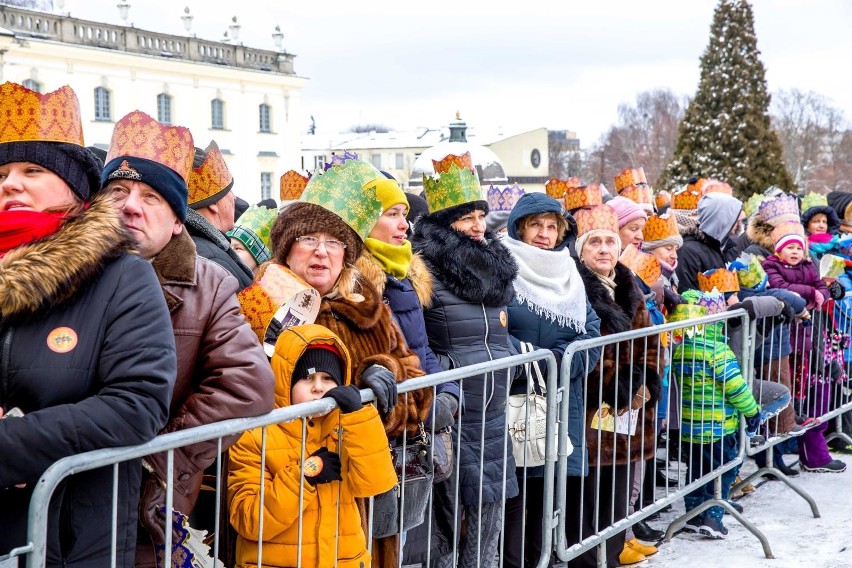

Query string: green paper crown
[736,254,767,289]
[300,152,384,241]
[801,191,828,214]
[744,193,767,218]
[667,303,707,324]
[423,152,483,213]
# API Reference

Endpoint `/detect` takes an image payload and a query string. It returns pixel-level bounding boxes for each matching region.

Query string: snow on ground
[645,451,852,568]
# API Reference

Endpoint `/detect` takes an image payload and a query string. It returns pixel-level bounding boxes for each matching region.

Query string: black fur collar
[411,215,518,306]
[577,261,643,335]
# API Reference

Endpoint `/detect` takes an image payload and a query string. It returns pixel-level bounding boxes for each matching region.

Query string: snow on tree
[659,0,793,198]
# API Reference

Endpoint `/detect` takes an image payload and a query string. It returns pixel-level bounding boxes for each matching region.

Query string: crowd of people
[1,80,851,568]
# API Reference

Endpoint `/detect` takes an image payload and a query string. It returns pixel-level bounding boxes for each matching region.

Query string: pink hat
[608,196,649,228]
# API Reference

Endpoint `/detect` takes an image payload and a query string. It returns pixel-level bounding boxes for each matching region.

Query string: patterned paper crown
[487,183,525,213]
[105,110,194,182]
[744,193,767,217]
[687,178,708,194]
[280,170,309,201]
[545,177,581,200]
[619,184,654,208]
[697,268,740,293]
[564,183,603,211]
[237,263,316,344]
[300,152,384,241]
[703,179,733,196]
[575,204,619,236]
[671,188,702,211]
[654,190,671,210]
[801,191,829,214]
[729,253,767,289]
[667,303,707,324]
[758,193,800,226]
[423,151,483,213]
[619,245,662,286]
[614,167,647,192]
[643,213,680,243]
[681,289,728,316]
[820,254,847,280]
[188,140,233,207]
[0,82,84,145]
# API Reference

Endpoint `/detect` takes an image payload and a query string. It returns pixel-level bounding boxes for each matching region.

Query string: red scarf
[0,210,66,258]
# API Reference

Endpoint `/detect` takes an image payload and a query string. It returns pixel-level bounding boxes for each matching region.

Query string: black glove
[745,411,762,438]
[360,365,398,415]
[303,447,342,486]
[727,301,757,328]
[323,384,363,414]
[428,392,459,430]
[830,281,845,301]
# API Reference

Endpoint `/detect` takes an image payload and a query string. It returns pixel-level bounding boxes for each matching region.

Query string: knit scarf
[594,269,618,300]
[0,210,65,258]
[364,237,412,280]
[503,236,587,332]
[808,233,839,256]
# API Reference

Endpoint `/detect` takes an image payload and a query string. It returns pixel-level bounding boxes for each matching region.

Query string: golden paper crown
[697,268,740,293]
[105,111,194,182]
[575,204,619,236]
[188,140,233,207]
[619,245,662,287]
[0,82,84,145]
[423,151,483,213]
[654,190,671,209]
[238,281,279,344]
[703,179,732,195]
[280,170,309,201]
[545,177,581,200]
[671,188,702,211]
[614,168,647,192]
[687,178,707,194]
[564,183,603,211]
[643,214,680,242]
[619,184,653,207]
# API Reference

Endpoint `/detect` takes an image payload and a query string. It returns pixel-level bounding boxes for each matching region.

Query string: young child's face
[807,213,829,235]
[291,372,338,404]
[778,243,805,266]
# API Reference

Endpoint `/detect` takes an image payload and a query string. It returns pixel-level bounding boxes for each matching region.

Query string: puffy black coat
[0,195,175,567]
[412,216,520,506]
[674,226,726,292]
[185,208,254,289]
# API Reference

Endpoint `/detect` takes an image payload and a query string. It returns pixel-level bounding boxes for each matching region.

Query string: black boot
[633,520,665,542]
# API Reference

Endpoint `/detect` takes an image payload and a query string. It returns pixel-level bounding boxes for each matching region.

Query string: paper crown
[423,151,483,213]
[105,110,194,182]
[575,204,619,236]
[280,170,309,201]
[564,183,603,211]
[744,193,767,217]
[643,213,680,243]
[619,184,654,208]
[545,177,581,200]
[300,152,384,241]
[697,268,740,293]
[487,183,525,213]
[695,290,728,316]
[820,254,847,280]
[671,188,702,211]
[758,193,800,226]
[619,245,661,287]
[654,190,671,210]
[687,178,708,195]
[729,253,767,289]
[0,82,85,145]
[227,205,278,262]
[667,303,707,324]
[703,179,733,196]
[188,140,233,207]
[801,191,829,214]
[614,168,647,192]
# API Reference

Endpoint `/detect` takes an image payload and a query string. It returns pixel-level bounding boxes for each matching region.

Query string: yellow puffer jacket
[228,324,398,568]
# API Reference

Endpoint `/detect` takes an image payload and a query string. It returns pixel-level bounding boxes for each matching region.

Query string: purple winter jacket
[762,255,829,308]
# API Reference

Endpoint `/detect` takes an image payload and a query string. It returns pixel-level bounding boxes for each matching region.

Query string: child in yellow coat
[228,324,397,568]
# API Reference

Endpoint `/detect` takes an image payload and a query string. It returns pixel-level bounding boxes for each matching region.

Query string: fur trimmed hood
[746,214,776,258]
[0,193,133,318]
[578,261,643,337]
[355,250,433,308]
[411,215,518,306]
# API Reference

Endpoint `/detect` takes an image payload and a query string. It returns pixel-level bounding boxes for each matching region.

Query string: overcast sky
[63,0,852,146]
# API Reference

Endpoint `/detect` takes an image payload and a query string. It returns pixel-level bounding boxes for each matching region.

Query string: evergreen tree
[660,0,793,198]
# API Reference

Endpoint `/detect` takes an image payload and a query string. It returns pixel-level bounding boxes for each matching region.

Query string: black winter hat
[0,141,103,201]
[424,200,489,230]
[101,156,189,222]
[293,344,344,386]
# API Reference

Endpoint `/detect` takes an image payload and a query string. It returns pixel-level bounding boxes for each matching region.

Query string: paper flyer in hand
[590,402,638,436]
[155,510,223,568]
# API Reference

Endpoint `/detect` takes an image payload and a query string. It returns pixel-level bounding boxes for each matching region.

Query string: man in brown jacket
[100,111,274,566]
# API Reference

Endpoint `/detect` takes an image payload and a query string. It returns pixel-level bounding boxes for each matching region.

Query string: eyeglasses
[295,235,347,253]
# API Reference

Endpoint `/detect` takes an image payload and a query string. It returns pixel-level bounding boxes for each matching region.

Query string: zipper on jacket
[0,324,12,411]
[481,304,496,409]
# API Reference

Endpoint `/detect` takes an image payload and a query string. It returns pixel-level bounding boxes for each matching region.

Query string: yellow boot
[627,537,658,557]
[619,541,646,566]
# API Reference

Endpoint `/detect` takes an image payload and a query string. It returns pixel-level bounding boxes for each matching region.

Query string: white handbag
[506,342,563,467]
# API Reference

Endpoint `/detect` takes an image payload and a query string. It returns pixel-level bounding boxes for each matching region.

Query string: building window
[259,103,271,133]
[313,155,326,171]
[157,93,172,125]
[370,154,382,169]
[395,153,404,169]
[22,79,42,93]
[94,87,111,121]
[211,98,224,130]
[260,172,272,200]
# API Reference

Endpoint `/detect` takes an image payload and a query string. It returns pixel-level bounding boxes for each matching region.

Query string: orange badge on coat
[47,327,78,353]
